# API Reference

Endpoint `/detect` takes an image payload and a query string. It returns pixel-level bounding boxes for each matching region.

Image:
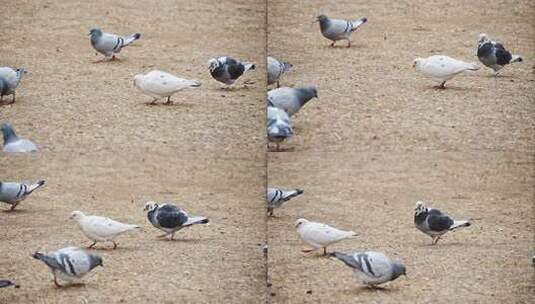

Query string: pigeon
[330,251,406,287]
[32,246,103,287]
[413,55,480,89]
[0,280,19,288]
[208,57,255,85]
[295,218,358,255]
[0,67,25,103]
[1,122,38,153]
[477,33,522,74]
[267,106,294,151]
[414,201,471,244]
[134,70,201,105]
[143,201,209,240]
[266,188,304,216]
[267,86,317,117]
[70,211,141,249]
[89,28,141,60]
[316,14,367,47]
[0,180,45,211]
[267,56,292,87]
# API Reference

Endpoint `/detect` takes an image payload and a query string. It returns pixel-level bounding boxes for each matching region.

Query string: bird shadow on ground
[156,237,214,243]
[143,101,195,108]
[341,285,398,296]
[424,85,482,92]
[1,209,29,214]
[86,245,138,252]
[268,147,296,153]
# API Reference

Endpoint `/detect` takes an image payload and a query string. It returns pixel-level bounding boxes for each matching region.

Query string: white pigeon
[32,246,103,287]
[70,211,141,249]
[1,122,38,153]
[267,56,292,87]
[295,218,358,255]
[413,55,480,89]
[134,70,201,104]
[0,180,45,211]
[330,251,406,287]
[266,188,304,216]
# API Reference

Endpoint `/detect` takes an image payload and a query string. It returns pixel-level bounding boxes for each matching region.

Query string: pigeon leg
[323,247,328,256]
[167,233,175,241]
[111,55,117,61]
[346,39,351,48]
[112,241,118,249]
[9,202,19,211]
[88,241,97,249]
[165,96,173,105]
[275,143,280,152]
[276,81,280,88]
[438,81,446,89]
[53,275,62,288]
[330,41,336,47]
[11,92,15,103]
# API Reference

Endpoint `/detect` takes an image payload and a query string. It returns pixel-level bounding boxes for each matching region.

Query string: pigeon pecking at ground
[134,70,201,105]
[1,122,38,153]
[295,218,358,256]
[414,201,471,245]
[32,246,103,287]
[0,67,26,103]
[267,86,317,117]
[316,14,367,47]
[330,251,406,288]
[267,106,294,152]
[413,55,480,89]
[208,57,255,86]
[0,180,45,211]
[267,56,292,87]
[266,188,304,216]
[89,28,141,60]
[144,201,209,240]
[477,33,522,74]
[70,211,141,249]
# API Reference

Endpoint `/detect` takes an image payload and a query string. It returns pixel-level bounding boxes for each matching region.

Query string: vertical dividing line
[263,0,270,303]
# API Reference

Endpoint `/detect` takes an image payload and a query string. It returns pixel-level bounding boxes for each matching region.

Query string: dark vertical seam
[264,0,270,303]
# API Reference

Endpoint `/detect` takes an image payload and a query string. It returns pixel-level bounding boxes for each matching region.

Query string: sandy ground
[267,0,534,303]
[1,0,267,303]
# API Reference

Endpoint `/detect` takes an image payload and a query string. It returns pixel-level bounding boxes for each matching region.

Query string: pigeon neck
[2,127,18,144]
[0,78,8,95]
[319,18,330,32]
[296,88,316,106]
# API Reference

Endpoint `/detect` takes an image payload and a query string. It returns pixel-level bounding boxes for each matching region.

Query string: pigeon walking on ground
[267,106,294,152]
[266,188,304,216]
[89,28,141,60]
[413,55,480,89]
[414,201,471,244]
[32,247,103,287]
[268,86,317,117]
[144,201,209,240]
[0,280,19,288]
[1,122,38,153]
[70,211,141,249]
[267,56,292,87]
[330,251,406,288]
[0,67,25,103]
[316,14,367,47]
[295,218,358,256]
[208,57,255,86]
[477,33,522,74]
[0,180,45,211]
[134,70,201,105]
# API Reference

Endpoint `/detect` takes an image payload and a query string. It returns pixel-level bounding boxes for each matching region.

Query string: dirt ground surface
[267,0,534,303]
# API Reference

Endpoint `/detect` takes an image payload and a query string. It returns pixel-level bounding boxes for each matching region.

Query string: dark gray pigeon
[0,180,45,211]
[477,33,522,74]
[208,56,255,85]
[267,106,294,151]
[32,246,103,287]
[316,14,367,47]
[414,201,471,244]
[89,28,141,60]
[144,201,209,240]
[1,122,38,153]
[330,251,406,287]
[268,86,317,117]
[267,188,304,216]
[267,56,292,87]
[0,280,19,288]
[0,67,25,103]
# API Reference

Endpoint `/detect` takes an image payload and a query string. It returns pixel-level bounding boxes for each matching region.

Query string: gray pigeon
[0,67,25,103]
[414,201,471,244]
[143,201,209,240]
[0,280,18,288]
[330,251,406,287]
[0,180,45,211]
[89,28,141,60]
[267,86,317,117]
[32,246,103,287]
[267,56,292,87]
[267,106,294,151]
[316,14,367,47]
[477,33,522,74]
[267,188,304,216]
[1,122,38,153]
[208,56,255,85]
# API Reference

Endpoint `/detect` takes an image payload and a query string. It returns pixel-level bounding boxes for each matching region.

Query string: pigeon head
[316,14,328,22]
[391,262,407,280]
[412,58,423,69]
[144,201,159,212]
[296,86,318,105]
[88,28,102,37]
[69,210,85,221]
[89,254,104,268]
[208,58,220,72]
[133,74,144,88]
[477,33,489,45]
[15,68,26,80]
[414,201,427,216]
[1,122,18,144]
[295,218,308,228]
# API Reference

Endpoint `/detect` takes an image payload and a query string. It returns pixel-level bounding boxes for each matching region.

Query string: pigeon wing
[156,205,187,229]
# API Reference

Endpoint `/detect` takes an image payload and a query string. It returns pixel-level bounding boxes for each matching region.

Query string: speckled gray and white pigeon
[266,188,304,216]
[414,201,471,244]
[267,106,294,151]
[316,14,367,47]
[1,122,38,153]
[89,28,140,60]
[267,86,317,117]
[0,180,45,211]
[208,56,255,85]
[0,67,25,103]
[32,247,103,287]
[267,56,292,87]
[330,251,406,287]
[477,33,522,74]
[144,201,209,240]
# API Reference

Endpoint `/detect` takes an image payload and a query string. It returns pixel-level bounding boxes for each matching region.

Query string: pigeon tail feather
[510,55,522,63]
[243,63,255,71]
[123,33,141,46]
[449,220,471,230]
[351,18,367,31]
[27,180,45,193]
[184,216,209,227]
